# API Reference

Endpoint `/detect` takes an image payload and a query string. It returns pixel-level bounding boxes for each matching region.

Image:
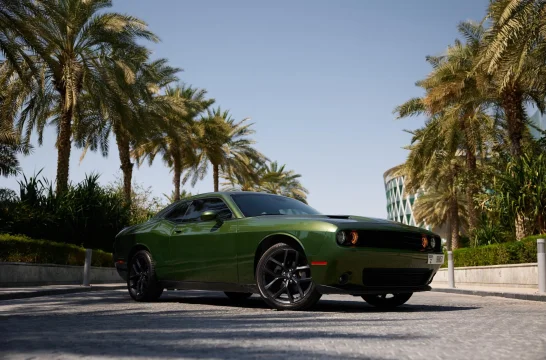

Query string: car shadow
[159,291,480,313]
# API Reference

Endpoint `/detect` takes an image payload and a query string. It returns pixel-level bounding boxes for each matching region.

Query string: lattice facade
[383,168,430,231]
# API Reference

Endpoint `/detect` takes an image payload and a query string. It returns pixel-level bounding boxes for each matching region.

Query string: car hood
[254,214,436,235]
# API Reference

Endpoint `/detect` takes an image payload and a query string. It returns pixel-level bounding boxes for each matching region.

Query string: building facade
[383,166,428,229]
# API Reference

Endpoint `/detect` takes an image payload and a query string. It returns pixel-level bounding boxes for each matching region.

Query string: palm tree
[0,123,32,177]
[0,65,33,176]
[258,161,309,203]
[133,84,214,202]
[400,115,468,250]
[222,160,309,203]
[477,0,546,158]
[193,107,266,192]
[395,21,498,238]
[0,0,158,194]
[76,55,182,203]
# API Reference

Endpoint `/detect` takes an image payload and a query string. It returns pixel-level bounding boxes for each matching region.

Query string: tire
[256,243,322,311]
[224,292,253,301]
[127,250,164,302]
[361,293,413,309]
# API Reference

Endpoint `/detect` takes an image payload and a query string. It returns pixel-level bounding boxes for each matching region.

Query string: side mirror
[200,210,218,221]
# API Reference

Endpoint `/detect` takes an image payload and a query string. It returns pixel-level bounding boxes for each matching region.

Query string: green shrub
[441,233,546,268]
[0,233,113,267]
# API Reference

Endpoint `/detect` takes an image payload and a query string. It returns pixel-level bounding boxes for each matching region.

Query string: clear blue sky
[2,0,490,217]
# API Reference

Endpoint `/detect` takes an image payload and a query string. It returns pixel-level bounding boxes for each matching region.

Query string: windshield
[230,193,322,217]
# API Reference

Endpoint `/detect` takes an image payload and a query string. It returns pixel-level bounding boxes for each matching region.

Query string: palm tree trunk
[449,194,459,250]
[55,103,73,195]
[173,155,182,201]
[515,214,528,241]
[465,144,478,244]
[461,115,478,241]
[213,163,219,192]
[445,214,453,251]
[115,130,133,204]
[501,85,526,158]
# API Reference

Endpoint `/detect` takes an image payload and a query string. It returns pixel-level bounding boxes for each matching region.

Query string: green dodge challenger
[113,191,444,310]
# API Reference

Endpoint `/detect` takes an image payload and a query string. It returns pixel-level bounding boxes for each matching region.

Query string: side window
[164,202,190,222]
[182,198,233,222]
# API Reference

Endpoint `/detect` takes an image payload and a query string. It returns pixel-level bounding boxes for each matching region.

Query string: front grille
[355,230,441,253]
[362,268,433,287]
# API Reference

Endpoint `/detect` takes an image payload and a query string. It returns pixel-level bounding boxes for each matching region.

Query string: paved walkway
[2,289,546,359]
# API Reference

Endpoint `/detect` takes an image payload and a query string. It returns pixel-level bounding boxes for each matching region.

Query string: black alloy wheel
[256,243,321,310]
[127,250,163,302]
[361,293,413,309]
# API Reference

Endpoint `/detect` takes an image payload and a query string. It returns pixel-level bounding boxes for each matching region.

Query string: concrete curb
[432,287,546,302]
[0,285,126,301]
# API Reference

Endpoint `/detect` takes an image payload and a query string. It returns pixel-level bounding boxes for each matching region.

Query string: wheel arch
[127,244,151,264]
[254,233,306,275]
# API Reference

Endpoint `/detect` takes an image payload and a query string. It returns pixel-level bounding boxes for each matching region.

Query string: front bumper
[115,262,128,282]
[308,246,442,294]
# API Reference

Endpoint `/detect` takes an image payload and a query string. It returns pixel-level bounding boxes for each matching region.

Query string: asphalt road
[1,289,545,360]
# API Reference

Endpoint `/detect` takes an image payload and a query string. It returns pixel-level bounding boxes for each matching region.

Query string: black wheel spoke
[132,264,139,274]
[299,277,312,282]
[136,258,142,271]
[282,250,288,266]
[295,265,309,271]
[269,258,284,268]
[272,285,286,299]
[294,251,299,268]
[265,268,279,277]
[129,274,139,280]
[296,282,305,297]
[265,277,281,289]
[286,285,294,303]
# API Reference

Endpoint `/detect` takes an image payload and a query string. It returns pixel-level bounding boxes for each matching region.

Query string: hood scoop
[325,215,352,219]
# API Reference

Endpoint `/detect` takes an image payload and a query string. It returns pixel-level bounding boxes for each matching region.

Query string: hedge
[0,233,114,267]
[441,234,546,268]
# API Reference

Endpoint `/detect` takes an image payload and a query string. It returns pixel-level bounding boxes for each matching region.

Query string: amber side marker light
[350,231,359,245]
[311,261,328,266]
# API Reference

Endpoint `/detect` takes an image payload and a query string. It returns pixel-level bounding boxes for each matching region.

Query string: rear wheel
[361,293,412,308]
[127,250,163,302]
[256,243,321,311]
[224,292,252,301]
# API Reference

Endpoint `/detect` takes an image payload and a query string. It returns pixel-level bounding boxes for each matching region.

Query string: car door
[168,197,239,284]
[157,200,191,280]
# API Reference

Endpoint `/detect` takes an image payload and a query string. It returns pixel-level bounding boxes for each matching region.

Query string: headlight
[336,231,346,245]
[430,237,436,249]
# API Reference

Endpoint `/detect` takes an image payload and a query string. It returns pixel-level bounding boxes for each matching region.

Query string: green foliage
[0,171,132,252]
[105,176,167,225]
[0,233,113,267]
[478,151,546,237]
[441,234,546,268]
[471,220,511,246]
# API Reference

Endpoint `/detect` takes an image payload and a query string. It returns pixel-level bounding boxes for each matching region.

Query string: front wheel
[256,243,322,311]
[127,250,163,302]
[361,293,413,309]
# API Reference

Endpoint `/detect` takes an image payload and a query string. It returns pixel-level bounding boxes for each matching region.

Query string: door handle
[174,230,182,234]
